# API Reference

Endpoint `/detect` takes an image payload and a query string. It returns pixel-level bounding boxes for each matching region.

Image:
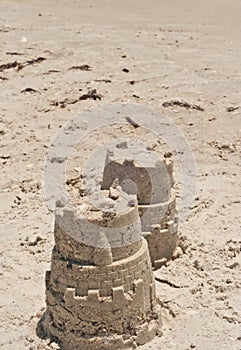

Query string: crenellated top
[54,187,143,265]
[102,140,173,205]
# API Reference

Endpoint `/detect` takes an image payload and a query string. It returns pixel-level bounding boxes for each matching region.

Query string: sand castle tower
[43,185,161,349]
[102,141,178,269]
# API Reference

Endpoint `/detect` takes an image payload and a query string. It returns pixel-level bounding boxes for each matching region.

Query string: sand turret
[102,140,178,268]
[43,187,161,350]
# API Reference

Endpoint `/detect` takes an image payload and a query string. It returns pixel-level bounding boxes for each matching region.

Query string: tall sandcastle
[43,186,161,349]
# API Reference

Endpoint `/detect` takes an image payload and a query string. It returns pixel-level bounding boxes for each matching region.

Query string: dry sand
[0,0,241,349]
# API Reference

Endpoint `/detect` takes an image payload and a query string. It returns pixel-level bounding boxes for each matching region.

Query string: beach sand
[0,1,241,349]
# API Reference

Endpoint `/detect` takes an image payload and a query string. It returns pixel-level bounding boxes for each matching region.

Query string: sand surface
[0,0,241,349]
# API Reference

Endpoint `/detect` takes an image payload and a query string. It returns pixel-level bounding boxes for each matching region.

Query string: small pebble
[28,235,44,246]
[109,187,119,200]
[50,342,60,349]
[172,246,184,260]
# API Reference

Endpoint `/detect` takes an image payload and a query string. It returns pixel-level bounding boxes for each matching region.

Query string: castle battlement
[64,278,145,310]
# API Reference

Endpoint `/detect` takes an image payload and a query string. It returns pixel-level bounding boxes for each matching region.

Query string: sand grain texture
[0,0,241,349]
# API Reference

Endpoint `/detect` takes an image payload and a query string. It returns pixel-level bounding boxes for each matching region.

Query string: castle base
[43,313,160,350]
[43,238,161,350]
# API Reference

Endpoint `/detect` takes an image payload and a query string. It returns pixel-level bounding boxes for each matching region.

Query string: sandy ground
[0,0,241,349]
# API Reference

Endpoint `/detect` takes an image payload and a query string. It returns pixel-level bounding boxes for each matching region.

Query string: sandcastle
[43,140,178,349]
[102,141,178,268]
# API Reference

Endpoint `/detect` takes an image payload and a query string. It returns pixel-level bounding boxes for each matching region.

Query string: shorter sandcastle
[43,140,178,349]
[102,141,178,268]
